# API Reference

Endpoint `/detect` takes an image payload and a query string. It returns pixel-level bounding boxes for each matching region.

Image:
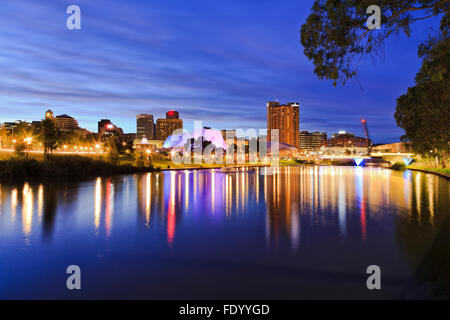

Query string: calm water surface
[0,166,449,299]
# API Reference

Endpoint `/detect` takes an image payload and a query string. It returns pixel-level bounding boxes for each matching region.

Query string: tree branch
[388,0,449,21]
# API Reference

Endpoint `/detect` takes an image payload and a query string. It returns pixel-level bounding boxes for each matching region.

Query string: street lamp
[145,149,151,166]
[24,137,33,145]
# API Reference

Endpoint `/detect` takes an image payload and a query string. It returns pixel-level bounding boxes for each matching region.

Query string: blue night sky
[0,0,443,143]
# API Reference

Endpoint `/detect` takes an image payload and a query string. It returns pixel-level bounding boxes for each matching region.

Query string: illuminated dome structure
[163,128,227,150]
[45,109,54,119]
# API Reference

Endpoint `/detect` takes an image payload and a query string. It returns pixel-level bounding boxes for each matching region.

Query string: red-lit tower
[166,110,179,119]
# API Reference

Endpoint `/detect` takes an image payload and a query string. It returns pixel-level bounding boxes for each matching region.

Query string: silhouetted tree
[300,0,449,85]
[104,136,120,164]
[394,16,449,167]
[39,118,58,158]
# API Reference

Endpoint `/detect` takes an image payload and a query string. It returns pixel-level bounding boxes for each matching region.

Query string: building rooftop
[56,114,74,119]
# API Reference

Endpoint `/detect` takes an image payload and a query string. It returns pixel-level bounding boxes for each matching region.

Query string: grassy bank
[390,162,450,178]
[407,165,450,177]
[0,154,157,179]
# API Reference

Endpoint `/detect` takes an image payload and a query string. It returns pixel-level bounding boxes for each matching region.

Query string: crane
[361,118,372,156]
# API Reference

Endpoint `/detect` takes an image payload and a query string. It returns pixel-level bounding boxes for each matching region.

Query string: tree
[300,0,449,86]
[59,130,79,146]
[6,121,35,146]
[133,149,145,167]
[14,142,26,157]
[104,136,120,164]
[394,16,449,167]
[0,126,6,148]
[39,118,58,157]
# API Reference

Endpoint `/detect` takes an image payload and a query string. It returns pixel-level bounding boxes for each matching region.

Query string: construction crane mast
[361,118,372,156]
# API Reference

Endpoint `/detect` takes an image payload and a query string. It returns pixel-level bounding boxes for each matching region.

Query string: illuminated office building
[267,101,300,148]
[299,131,327,150]
[98,119,123,139]
[136,114,155,139]
[55,114,79,131]
[156,111,183,141]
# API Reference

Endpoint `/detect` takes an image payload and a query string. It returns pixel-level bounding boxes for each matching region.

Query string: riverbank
[151,158,306,170]
[407,166,450,179]
[0,154,158,179]
[390,162,450,179]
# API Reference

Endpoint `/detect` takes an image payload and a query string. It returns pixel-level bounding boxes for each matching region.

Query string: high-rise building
[156,110,183,141]
[98,119,111,134]
[55,114,79,131]
[267,101,300,148]
[136,114,154,139]
[98,119,123,139]
[299,131,327,150]
[165,110,179,119]
[221,129,236,143]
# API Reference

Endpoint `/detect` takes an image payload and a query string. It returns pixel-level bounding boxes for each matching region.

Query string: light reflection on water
[0,166,448,299]
[0,167,446,248]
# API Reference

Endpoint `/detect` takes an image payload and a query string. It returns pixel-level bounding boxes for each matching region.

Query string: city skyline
[0,0,442,143]
[0,106,372,144]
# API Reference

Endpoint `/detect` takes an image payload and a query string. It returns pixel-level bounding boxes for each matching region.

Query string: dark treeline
[0,155,157,179]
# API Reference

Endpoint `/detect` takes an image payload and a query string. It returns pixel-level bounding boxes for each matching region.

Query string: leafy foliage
[300,0,449,85]
[59,130,96,147]
[39,118,58,157]
[14,142,27,157]
[104,135,121,164]
[394,16,450,166]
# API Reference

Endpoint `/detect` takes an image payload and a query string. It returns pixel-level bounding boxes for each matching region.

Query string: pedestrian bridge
[319,153,415,166]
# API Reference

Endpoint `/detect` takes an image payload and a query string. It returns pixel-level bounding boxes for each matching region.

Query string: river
[0,166,449,299]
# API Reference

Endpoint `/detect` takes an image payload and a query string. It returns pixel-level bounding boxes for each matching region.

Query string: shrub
[0,154,157,179]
